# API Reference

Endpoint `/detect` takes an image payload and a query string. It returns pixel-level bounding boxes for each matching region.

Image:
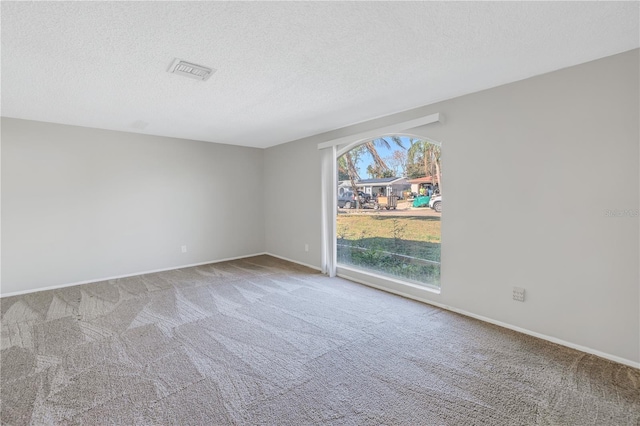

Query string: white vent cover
[168,59,215,81]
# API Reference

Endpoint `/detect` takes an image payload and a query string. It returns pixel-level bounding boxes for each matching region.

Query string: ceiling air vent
[168,58,215,81]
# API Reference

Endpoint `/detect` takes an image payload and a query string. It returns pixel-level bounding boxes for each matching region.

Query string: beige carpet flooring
[1,255,639,425]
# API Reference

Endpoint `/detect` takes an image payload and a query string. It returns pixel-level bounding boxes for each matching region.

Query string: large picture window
[336,136,441,288]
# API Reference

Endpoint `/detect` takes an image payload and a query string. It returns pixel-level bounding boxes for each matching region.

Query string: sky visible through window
[356,136,412,177]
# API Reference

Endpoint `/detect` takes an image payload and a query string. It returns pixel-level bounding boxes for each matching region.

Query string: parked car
[429,194,442,212]
[338,191,358,208]
[338,191,371,208]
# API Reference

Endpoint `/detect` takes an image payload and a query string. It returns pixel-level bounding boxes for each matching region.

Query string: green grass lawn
[337,214,441,286]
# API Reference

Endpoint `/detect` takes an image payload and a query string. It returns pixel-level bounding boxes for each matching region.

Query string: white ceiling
[2,2,638,148]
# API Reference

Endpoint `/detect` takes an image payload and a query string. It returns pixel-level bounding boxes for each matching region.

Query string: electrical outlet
[304,244,309,252]
[513,287,525,302]
[181,245,187,253]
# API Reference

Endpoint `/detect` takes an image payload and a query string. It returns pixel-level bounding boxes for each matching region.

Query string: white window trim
[317,113,441,151]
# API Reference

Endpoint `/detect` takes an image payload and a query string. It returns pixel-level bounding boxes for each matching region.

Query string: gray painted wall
[1,119,265,294]
[264,137,322,268]
[2,49,637,365]
[263,49,640,364]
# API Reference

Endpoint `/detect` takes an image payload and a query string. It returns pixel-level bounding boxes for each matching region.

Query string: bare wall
[1,119,265,294]
[263,49,640,364]
[264,138,322,268]
[2,49,637,364]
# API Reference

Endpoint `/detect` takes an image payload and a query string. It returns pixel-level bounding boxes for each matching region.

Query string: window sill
[337,264,441,295]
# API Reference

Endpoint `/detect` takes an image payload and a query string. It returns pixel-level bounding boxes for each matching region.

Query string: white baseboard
[336,272,640,370]
[4,252,637,370]
[0,252,268,298]
[263,252,322,272]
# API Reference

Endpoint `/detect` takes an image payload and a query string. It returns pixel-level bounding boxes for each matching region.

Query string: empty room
[1,2,639,425]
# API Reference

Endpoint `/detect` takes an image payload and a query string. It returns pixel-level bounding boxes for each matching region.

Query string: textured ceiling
[2,2,638,148]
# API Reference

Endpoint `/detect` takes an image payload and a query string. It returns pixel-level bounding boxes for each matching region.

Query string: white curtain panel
[320,145,337,276]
